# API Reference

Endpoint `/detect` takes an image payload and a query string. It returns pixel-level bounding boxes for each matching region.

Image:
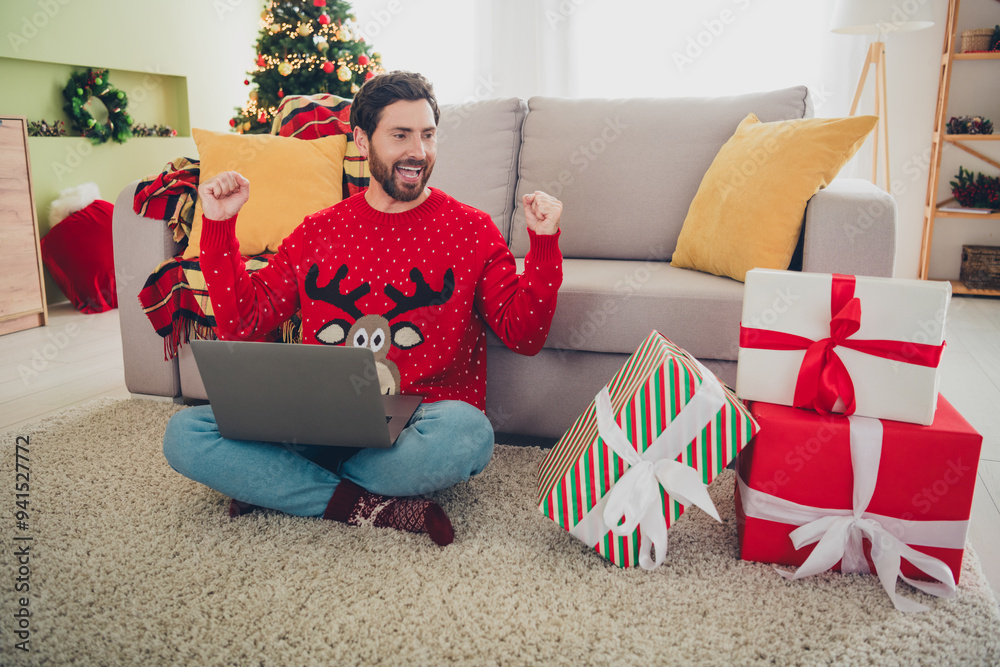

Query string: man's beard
[367,143,434,202]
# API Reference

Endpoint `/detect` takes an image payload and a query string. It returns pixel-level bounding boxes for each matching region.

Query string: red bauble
[257,55,266,67]
[313,0,326,5]
[278,88,284,98]
[244,79,250,86]
[322,61,335,74]
[229,118,237,128]
[365,71,375,81]
[318,13,330,25]
[258,111,267,124]
[358,54,369,66]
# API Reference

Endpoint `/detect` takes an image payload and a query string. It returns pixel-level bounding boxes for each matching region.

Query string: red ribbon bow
[739,274,945,415]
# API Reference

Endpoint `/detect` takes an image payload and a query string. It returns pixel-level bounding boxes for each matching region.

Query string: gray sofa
[112,85,896,439]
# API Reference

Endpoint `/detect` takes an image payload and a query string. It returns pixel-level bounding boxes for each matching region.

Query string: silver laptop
[189,340,422,451]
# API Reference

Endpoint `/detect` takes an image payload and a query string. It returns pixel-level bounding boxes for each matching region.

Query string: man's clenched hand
[523,191,562,236]
[199,171,250,221]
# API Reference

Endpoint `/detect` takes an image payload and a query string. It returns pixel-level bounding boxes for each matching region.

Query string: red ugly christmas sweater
[198,188,563,410]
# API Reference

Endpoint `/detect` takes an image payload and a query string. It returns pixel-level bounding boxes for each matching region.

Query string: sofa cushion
[270,93,371,199]
[510,86,812,260]
[670,113,878,282]
[185,129,347,258]
[432,98,527,241]
[487,258,745,361]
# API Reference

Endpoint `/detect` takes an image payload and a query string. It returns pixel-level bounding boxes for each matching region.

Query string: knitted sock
[228,499,261,518]
[323,479,454,546]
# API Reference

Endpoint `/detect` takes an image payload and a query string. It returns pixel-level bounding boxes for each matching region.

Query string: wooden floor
[2,299,999,599]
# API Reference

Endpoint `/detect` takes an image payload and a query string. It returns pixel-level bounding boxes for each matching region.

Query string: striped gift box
[537,331,759,568]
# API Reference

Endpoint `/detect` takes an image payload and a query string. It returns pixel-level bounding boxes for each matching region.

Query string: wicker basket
[960,245,1000,290]
[961,28,994,53]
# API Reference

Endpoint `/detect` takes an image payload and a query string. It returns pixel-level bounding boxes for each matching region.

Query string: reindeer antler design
[309,264,455,396]
[305,264,370,319]
[383,267,455,320]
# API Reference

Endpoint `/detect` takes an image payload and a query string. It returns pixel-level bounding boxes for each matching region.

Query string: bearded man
[162,71,564,546]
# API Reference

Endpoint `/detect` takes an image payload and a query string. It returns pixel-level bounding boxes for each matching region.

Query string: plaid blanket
[272,93,370,198]
[132,156,200,247]
[138,252,302,359]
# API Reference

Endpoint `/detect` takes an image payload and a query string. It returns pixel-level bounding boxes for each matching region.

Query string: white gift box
[735,269,951,425]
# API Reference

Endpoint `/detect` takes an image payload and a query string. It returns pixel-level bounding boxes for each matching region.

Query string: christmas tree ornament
[230,0,385,133]
[258,111,267,124]
[350,83,360,94]
[244,79,250,85]
[365,71,375,81]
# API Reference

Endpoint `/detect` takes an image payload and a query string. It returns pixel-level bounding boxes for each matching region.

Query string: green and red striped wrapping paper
[537,331,759,568]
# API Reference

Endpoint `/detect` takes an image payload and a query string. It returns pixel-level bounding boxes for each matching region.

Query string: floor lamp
[831,0,935,192]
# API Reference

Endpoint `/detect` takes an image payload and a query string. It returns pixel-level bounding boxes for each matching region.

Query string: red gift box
[735,396,981,612]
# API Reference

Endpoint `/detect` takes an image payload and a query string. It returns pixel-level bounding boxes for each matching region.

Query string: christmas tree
[231,0,384,134]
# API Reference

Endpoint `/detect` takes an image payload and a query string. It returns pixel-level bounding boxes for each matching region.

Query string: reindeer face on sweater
[305,263,454,395]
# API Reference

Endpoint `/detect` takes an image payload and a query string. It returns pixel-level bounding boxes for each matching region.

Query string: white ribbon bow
[739,416,964,612]
[569,358,728,570]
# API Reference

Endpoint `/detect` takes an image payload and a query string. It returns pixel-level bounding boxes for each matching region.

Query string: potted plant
[950,166,1000,210]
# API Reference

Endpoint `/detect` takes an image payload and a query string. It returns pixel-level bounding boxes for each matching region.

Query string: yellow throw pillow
[185,129,348,258]
[670,113,878,282]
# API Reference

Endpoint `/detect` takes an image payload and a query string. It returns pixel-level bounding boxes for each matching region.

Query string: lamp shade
[831,0,935,35]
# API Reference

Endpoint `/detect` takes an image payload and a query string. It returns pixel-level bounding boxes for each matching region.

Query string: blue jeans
[162,400,495,517]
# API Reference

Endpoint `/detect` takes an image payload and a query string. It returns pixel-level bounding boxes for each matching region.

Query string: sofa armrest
[112,180,182,397]
[801,178,896,278]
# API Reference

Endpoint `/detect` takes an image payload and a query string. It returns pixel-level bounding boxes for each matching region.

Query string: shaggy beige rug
[2,398,999,666]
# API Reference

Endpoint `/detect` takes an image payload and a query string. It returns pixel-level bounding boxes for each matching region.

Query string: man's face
[363,99,437,203]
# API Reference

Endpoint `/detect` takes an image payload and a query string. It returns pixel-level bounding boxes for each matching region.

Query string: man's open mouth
[395,164,424,183]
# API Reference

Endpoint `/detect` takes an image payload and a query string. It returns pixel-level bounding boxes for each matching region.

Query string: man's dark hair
[350,70,440,139]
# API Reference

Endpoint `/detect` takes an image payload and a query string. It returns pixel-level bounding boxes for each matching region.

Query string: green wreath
[62,68,132,144]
